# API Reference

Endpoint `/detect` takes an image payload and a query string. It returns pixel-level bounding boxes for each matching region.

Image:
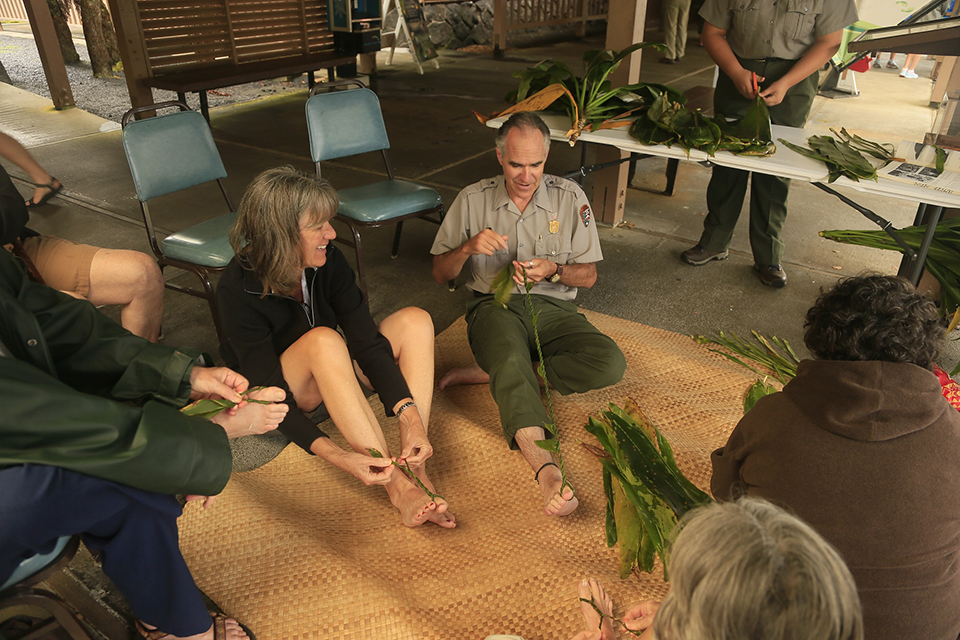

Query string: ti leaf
[491,263,515,307]
[744,378,777,413]
[603,467,617,547]
[535,438,560,452]
[611,475,642,578]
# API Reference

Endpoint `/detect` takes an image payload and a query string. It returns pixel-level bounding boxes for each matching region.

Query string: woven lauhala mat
[178,311,759,640]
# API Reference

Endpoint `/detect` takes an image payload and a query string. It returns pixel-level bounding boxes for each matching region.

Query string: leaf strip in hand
[180,386,272,418]
[578,597,643,637]
[367,448,445,502]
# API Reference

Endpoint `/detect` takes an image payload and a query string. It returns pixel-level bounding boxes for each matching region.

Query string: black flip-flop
[24,178,63,208]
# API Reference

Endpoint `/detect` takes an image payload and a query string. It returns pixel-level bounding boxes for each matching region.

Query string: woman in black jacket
[217,166,454,529]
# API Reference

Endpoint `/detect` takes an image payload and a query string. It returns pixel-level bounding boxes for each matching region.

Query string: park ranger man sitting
[431,112,626,517]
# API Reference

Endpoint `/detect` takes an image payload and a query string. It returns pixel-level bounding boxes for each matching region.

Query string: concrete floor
[0,32,950,637]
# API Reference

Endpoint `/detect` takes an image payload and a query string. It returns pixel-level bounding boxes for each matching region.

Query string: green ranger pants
[699,57,819,266]
[466,294,626,448]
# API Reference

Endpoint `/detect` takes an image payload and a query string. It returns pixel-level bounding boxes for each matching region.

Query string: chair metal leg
[391,221,404,258]
[0,589,92,640]
[157,261,223,342]
[348,225,368,301]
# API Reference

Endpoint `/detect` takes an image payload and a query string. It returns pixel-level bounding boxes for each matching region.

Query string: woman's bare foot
[578,579,615,640]
[413,467,456,529]
[389,473,442,528]
[211,386,288,439]
[539,465,579,517]
[138,614,248,640]
[438,363,490,389]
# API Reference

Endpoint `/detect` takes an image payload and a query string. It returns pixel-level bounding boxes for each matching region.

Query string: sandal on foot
[135,620,169,640]
[135,613,255,640]
[24,178,62,208]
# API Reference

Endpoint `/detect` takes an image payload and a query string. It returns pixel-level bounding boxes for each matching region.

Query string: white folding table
[489,113,960,284]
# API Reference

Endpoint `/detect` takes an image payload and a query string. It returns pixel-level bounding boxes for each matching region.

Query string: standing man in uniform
[431,113,626,517]
[680,0,858,287]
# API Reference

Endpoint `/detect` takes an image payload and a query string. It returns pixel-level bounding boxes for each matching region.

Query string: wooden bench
[128,0,354,120]
[146,52,355,120]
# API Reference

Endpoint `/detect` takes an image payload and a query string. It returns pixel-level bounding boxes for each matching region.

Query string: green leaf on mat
[744,378,778,414]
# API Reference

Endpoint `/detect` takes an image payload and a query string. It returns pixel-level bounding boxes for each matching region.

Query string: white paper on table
[878,142,960,195]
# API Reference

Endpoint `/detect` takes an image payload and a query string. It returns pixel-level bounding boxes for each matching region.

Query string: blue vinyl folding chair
[0,536,92,640]
[121,102,237,340]
[305,80,444,298]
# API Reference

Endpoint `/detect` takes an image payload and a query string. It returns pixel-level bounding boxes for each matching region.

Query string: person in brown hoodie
[712,275,960,640]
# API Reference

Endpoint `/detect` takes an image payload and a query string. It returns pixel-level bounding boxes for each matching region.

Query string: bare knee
[128,252,164,297]
[303,326,348,355]
[390,306,433,334]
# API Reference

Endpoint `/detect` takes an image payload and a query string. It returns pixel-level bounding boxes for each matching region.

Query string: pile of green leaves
[693,331,800,412]
[492,263,572,495]
[693,331,799,384]
[630,93,775,156]
[505,43,685,144]
[821,218,960,342]
[778,129,893,183]
[583,399,713,581]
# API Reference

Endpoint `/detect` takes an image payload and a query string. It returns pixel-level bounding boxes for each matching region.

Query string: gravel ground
[0,29,314,122]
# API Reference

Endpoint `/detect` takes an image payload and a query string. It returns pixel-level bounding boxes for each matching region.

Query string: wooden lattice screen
[137,0,336,73]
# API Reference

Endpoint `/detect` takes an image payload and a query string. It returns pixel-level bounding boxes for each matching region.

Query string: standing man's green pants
[699,57,819,266]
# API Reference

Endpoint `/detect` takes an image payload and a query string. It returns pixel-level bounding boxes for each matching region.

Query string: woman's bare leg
[280,326,444,528]
[360,307,455,528]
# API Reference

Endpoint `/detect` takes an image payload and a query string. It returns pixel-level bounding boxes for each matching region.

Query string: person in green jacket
[0,244,287,640]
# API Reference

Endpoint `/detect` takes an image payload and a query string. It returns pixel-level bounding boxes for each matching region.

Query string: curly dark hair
[803,275,943,368]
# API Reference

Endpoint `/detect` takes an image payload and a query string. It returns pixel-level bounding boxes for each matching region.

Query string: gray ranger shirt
[431,174,602,301]
[700,0,858,60]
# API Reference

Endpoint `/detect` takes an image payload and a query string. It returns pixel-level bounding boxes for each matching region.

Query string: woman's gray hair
[230,165,339,296]
[653,498,863,640]
[494,112,551,156]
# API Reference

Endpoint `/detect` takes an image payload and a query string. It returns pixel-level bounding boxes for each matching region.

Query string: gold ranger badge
[549,211,559,234]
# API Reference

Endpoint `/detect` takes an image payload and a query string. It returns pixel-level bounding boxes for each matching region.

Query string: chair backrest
[122,110,228,202]
[0,535,74,591]
[305,88,391,162]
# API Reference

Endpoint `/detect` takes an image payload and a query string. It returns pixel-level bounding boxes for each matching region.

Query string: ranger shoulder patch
[579,204,592,228]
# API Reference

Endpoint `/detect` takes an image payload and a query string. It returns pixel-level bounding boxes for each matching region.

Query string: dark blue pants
[0,464,211,637]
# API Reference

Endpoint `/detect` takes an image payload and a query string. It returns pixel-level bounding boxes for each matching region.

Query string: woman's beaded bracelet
[395,400,416,418]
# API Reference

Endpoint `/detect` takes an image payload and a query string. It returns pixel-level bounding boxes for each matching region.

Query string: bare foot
[139,614,248,640]
[390,473,440,528]
[539,465,579,517]
[438,363,490,389]
[578,579,616,640]
[413,468,456,529]
[211,386,288,439]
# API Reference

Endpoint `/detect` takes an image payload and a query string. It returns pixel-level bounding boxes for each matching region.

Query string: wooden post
[493,0,507,57]
[22,0,74,109]
[589,0,645,225]
[106,0,155,112]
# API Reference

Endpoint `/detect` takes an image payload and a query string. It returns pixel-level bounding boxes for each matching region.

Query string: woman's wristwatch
[547,263,563,283]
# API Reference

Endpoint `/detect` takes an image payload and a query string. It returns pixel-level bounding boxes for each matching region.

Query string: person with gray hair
[431,112,625,518]
[565,499,863,640]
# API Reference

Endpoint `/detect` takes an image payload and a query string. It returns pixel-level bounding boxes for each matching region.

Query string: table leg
[898,204,943,286]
